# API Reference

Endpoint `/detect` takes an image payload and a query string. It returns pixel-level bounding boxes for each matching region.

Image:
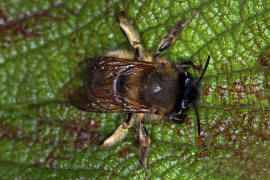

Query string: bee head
[177,55,210,136]
[181,73,200,110]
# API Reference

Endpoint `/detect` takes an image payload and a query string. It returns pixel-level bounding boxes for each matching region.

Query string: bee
[68,9,210,175]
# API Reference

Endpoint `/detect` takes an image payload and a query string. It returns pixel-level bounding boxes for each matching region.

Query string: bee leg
[176,61,201,70]
[101,113,143,148]
[139,119,151,177]
[100,113,133,148]
[169,115,186,124]
[118,16,144,61]
[154,9,200,59]
[168,111,187,124]
[101,49,134,59]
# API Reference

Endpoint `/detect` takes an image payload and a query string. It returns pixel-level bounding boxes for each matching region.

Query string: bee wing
[67,85,123,112]
[67,57,154,113]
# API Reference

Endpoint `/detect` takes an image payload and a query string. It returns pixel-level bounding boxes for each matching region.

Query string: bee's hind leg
[100,113,133,148]
[100,113,144,148]
[139,119,151,177]
[118,15,144,61]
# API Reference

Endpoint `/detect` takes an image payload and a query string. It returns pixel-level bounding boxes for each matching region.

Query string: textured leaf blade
[0,0,270,179]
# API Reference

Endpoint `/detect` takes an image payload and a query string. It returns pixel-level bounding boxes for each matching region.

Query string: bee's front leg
[139,119,151,177]
[169,115,186,124]
[118,15,145,61]
[176,61,201,70]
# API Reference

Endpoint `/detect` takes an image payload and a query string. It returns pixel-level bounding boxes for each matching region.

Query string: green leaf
[0,0,270,179]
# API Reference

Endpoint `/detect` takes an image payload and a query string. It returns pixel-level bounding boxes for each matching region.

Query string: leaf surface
[0,0,270,179]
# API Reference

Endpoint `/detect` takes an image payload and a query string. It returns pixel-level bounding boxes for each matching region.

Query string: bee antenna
[193,104,201,136]
[197,55,210,84]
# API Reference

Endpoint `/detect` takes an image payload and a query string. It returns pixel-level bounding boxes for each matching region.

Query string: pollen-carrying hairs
[68,9,210,177]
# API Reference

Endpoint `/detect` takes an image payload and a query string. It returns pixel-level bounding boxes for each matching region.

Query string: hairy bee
[68,10,210,175]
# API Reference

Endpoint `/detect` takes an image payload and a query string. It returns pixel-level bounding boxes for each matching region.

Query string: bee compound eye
[181,100,187,109]
[185,78,191,86]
